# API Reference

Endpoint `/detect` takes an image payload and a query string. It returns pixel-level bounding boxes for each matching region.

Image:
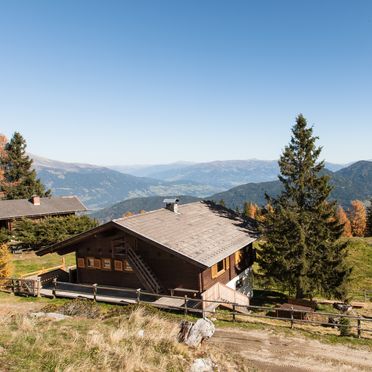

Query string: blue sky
[0,1,371,165]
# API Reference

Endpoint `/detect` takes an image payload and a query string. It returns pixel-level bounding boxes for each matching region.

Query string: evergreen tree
[258,114,350,299]
[218,199,225,207]
[367,199,372,237]
[13,215,98,250]
[0,132,50,199]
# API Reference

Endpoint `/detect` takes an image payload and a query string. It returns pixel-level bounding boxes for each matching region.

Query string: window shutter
[114,260,123,271]
[225,257,230,270]
[94,259,101,269]
[77,258,85,268]
[211,264,218,279]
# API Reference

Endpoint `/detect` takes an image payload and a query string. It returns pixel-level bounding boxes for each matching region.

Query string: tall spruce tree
[258,114,350,299]
[0,132,50,200]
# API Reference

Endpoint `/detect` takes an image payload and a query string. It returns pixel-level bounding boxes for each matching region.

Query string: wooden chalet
[37,200,258,306]
[0,196,87,231]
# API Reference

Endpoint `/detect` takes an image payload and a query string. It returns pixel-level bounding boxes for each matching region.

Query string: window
[77,258,85,268]
[87,257,95,268]
[101,258,112,270]
[123,259,134,272]
[211,258,229,279]
[114,260,123,271]
[94,259,101,269]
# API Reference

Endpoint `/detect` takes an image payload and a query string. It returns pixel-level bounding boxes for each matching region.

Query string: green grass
[11,252,75,277]
[345,237,372,295]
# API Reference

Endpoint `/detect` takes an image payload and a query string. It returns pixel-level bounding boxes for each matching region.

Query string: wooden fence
[2,278,371,339]
[0,277,41,296]
[48,280,372,339]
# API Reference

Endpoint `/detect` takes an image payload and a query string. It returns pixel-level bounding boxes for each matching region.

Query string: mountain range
[108,160,347,189]
[31,155,371,215]
[91,161,372,221]
[210,161,372,210]
[32,155,218,210]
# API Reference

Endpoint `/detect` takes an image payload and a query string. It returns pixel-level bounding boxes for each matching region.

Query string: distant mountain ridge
[31,154,367,213]
[92,161,372,222]
[31,155,219,210]
[108,159,348,188]
[210,161,372,210]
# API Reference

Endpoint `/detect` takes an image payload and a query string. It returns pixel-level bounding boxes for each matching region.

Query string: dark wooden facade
[69,226,254,295]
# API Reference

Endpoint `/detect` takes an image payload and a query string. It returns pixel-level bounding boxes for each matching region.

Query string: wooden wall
[68,226,253,295]
[200,243,253,292]
[73,227,201,292]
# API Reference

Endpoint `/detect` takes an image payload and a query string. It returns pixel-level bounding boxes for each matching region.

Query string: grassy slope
[346,237,372,294]
[0,294,249,372]
[11,252,75,277]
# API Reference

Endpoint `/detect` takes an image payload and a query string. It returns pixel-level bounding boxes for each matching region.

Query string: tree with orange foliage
[0,243,11,279]
[336,206,352,237]
[243,202,258,219]
[123,211,133,218]
[350,200,367,237]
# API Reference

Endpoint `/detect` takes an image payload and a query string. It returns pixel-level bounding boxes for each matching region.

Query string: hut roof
[0,196,87,220]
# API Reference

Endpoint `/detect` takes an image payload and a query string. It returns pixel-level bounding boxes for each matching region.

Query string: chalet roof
[0,196,87,220]
[113,201,257,267]
[37,201,258,268]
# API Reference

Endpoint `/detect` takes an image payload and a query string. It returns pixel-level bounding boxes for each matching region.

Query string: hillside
[91,195,201,222]
[91,161,371,220]
[209,161,372,210]
[109,160,347,189]
[330,160,372,206]
[32,155,218,210]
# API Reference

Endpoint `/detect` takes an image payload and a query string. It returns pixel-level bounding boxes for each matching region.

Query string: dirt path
[212,327,372,371]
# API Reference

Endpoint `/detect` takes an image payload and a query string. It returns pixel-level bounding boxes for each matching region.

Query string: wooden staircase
[201,282,250,315]
[126,246,162,294]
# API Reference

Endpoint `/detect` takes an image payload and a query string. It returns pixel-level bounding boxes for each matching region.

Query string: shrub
[339,317,351,337]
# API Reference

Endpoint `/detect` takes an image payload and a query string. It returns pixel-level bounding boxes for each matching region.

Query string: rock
[190,358,214,372]
[138,329,145,338]
[30,312,70,321]
[333,302,352,313]
[179,318,215,348]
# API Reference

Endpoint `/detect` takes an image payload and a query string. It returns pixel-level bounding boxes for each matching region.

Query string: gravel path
[211,327,372,371]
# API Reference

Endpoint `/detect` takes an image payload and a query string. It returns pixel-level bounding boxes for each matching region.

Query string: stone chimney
[31,195,41,206]
[163,198,179,213]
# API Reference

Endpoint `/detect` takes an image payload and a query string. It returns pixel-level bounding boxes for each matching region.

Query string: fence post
[92,283,97,302]
[357,317,362,339]
[11,279,15,295]
[52,278,57,299]
[290,306,294,329]
[184,295,188,315]
[232,304,236,322]
[36,278,41,298]
[136,288,141,304]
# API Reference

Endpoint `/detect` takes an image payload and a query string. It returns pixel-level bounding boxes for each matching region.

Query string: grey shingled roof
[114,201,257,267]
[0,196,87,220]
